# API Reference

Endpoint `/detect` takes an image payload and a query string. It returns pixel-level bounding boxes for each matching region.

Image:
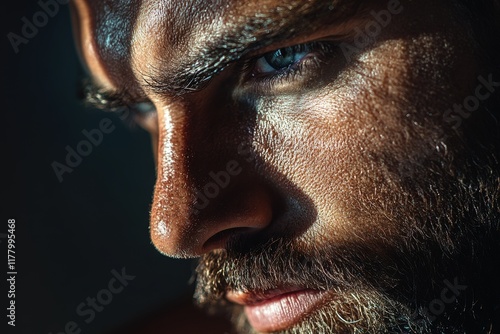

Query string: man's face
[71,0,499,332]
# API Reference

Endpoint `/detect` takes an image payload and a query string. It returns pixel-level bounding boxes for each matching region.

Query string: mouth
[226,287,331,332]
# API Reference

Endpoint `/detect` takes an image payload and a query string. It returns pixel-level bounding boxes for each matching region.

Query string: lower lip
[244,290,329,332]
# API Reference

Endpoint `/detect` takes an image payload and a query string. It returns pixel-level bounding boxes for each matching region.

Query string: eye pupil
[264,46,304,71]
[252,43,322,76]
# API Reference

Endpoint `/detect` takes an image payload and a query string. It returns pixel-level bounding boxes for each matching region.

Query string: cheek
[246,19,479,247]
[248,48,452,246]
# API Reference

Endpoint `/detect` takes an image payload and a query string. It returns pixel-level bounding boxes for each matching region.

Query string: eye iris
[264,45,307,70]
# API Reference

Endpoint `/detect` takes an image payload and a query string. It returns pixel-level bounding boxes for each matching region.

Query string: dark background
[3,1,225,333]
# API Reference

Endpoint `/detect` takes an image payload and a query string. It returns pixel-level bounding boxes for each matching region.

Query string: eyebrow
[83,0,363,108]
[142,0,361,96]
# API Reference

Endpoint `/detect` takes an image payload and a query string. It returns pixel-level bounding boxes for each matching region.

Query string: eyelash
[242,41,338,90]
[81,41,338,123]
[80,80,156,126]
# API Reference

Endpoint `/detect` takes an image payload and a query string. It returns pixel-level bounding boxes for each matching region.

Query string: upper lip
[226,286,308,306]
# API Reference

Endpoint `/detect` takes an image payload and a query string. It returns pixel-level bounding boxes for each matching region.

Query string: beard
[195,237,418,334]
[193,112,500,333]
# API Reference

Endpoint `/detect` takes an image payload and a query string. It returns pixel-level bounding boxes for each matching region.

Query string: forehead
[71,0,352,90]
[80,0,229,57]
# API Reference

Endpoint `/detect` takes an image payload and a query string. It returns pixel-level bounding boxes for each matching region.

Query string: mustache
[194,237,400,307]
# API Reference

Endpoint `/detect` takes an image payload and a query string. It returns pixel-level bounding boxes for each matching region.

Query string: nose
[149,97,273,258]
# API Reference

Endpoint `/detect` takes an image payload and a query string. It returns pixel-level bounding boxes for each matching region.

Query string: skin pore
[70,0,500,333]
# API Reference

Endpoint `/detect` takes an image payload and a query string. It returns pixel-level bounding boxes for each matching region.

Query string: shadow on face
[70,0,500,332]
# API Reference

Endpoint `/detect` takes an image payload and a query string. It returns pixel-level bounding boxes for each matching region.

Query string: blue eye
[133,102,156,115]
[243,41,338,90]
[254,44,311,74]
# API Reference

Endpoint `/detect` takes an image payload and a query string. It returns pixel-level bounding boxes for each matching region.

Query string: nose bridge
[149,97,273,258]
[149,101,192,256]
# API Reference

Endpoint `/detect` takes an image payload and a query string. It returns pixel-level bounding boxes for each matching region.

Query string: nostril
[194,186,274,255]
[202,227,260,253]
